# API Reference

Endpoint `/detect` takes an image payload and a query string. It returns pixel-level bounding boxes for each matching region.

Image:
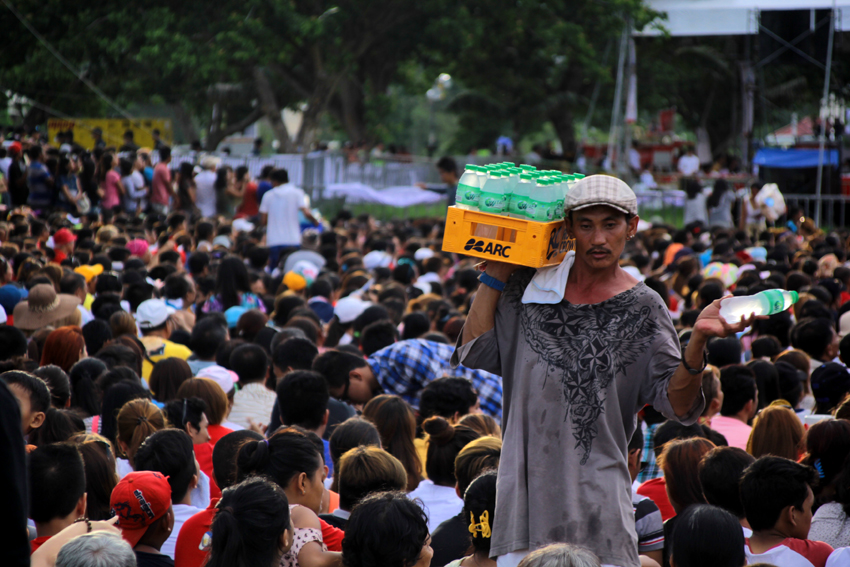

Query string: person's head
[108,311,137,339]
[741,456,818,538]
[658,437,716,513]
[135,298,174,338]
[313,349,374,404]
[28,408,85,447]
[40,326,87,373]
[54,531,135,567]
[276,370,329,434]
[462,470,498,558]
[564,177,638,273]
[28,443,86,527]
[752,335,783,361]
[801,419,850,499]
[791,316,839,362]
[206,476,293,567]
[458,413,502,439]
[68,433,118,521]
[236,427,325,513]
[188,251,210,278]
[82,319,112,357]
[69,358,107,417]
[212,430,264,490]
[746,405,805,460]
[33,365,72,409]
[190,316,228,360]
[668,504,746,567]
[515,544,601,567]
[422,416,481,488]
[165,397,210,445]
[110,470,174,551]
[216,256,251,310]
[362,394,422,492]
[230,343,269,384]
[811,362,850,415]
[177,377,230,426]
[337,446,407,511]
[148,357,193,403]
[359,319,398,356]
[342,491,431,567]
[0,325,28,362]
[436,156,458,183]
[115,398,166,466]
[273,337,319,377]
[418,377,481,423]
[719,365,757,420]
[329,417,383,492]
[698,446,755,520]
[134,428,199,504]
[2,370,50,434]
[454,435,501,496]
[706,336,742,369]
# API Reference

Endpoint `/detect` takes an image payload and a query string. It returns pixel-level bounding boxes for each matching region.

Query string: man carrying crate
[452,175,756,567]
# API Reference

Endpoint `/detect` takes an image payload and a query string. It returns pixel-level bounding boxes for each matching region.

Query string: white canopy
[640,0,850,36]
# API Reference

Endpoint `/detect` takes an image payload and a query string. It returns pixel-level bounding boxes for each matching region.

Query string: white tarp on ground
[324,183,445,207]
[641,0,850,36]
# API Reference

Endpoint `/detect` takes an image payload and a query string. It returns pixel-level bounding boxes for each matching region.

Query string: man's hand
[477,259,521,282]
[692,296,765,339]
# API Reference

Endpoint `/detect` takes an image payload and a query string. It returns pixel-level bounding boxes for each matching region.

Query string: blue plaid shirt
[637,422,663,484]
[367,339,502,420]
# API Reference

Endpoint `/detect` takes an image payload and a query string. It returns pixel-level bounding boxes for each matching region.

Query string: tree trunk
[253,66,296,153]
[549,104,577,161]
[330,78,367,143]
[170,102,197,145]
[204,107,264,151]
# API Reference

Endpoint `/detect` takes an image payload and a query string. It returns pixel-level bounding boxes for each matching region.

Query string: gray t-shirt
[453,270,703,567]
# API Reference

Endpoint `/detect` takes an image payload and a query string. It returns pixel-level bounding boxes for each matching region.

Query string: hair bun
[423,416,455,445]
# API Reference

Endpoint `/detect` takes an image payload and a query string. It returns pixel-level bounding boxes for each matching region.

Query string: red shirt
[207,424,233,446]
[151,163,172,205]
[637,477,676,522]
[321,519,343,552]
[198,424,234,500]
[30,535,51,554]
[236,181,259,218]
[53,250,67,264]
[175,499,218,567]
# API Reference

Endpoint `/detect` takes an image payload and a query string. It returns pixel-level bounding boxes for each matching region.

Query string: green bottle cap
[520,173,533,180]
[790,291,799,303]
[574,173,586,179]
[520,164,536,171]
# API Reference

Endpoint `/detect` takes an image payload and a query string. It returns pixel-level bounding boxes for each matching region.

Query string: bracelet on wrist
[681,347,708,375]
[478,272,506,293]
[74,517,92,533]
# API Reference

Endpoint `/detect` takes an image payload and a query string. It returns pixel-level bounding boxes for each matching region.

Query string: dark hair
[719,365,757,417]
[216,339,245,370]
[29,408,85,447]
[329,417,383,492]
[190,317,229,359]
[68,433,119,521]
[59,272,86,296]
[28,443,86,522]
[436,156,457,175]
[698,446,755,518]
[236,427,323,489]
[95,344,142,378]
[360,320,398,356]
[149,358,193,403]
[337,446,408,510]
[188,252,210,276]
[312,350,368,390]
[740,456,818,531]
[419,377,478,422]
[273,337,318,372]
[82,319,113,356]
[134,429,198,503]
[230,343,269,383]
[1,370,50,414]
[33,365,71,409]
[707,337,742,369]
[270,169,289,184]
[422,416,481,487]
[0,326,28,361]
[659,437,715,513]
[362,395,422,492]
[463,471,497,555]
[216,256,252,310]
[236,309,268,342]
[800,419,850,499]
[752,336,783,360]
[706,178,729,210]
[212,430,264,490]
[791,317,835,360]
[163,274,191,301]
[69,358,107,416]
[455,436,501,496]
[178,378,230,425]
[668,504,746,567]
[272,295,306,327]
[342,491,429,567]
[400,312,430,340]
[276,370,329,430]
[206,477,291,567]
[165,397,207,434]
[100,380,150,448]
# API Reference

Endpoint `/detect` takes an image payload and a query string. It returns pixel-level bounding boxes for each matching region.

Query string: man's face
[791,485,815,539]
[438,168,454,184]
[329,365,376,405]
[566,206,637,271]
[8,383,42,434]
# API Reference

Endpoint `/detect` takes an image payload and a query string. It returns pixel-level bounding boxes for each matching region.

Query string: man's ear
[30,411,46,430]
[165,507,175,532]
[455,483,462,500]
[76,493,87,518]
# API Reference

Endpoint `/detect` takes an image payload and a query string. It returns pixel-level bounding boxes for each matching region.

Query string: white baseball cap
[334,296,372,324]
[135,299,175,330]
[197,365,239,393]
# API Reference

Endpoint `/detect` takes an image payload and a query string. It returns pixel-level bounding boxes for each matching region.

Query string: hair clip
[814,458,825,479]
[469,511,491,539]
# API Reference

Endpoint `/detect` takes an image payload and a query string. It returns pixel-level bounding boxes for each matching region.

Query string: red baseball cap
[8,142,22,156]
[53,228,77,245]
[110,471,172,548]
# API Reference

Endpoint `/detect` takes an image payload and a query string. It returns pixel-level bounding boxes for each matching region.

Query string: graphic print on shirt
[516,280,660,464]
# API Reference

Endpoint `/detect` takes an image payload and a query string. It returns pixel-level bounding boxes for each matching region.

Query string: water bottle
[526,179,555,221]
[479,170,509,215]
[509,173,535,218]
[455,165,483,210]
[718,290,799,324]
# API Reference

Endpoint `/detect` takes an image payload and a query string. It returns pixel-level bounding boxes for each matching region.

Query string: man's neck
[36,516,75,539]
[740,517,751,530]
[566,260,633,303]
[143,330,169,340]
[731,410,751,425]
[749,528,794,553]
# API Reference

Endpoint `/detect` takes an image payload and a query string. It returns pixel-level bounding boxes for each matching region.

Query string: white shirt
[227,382,277,430]
[678,154,701,176]
[629,148,641,171]
[161,503,204,559]
[407,479,463,534]
[194,170,218,217]
[260,184,306,247]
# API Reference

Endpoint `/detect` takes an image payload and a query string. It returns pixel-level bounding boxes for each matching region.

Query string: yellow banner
[47,118,173,151]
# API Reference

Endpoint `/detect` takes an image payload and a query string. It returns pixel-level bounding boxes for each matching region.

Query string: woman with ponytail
[445,471,498,567]
[362,394,423,492]
[409,416,481,532]
[69,358,107,433]
[236,427,342,567]
[205,476,293,567]
[115,399,167,476]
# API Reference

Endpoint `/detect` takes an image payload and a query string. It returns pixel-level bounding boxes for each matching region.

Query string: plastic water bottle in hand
[718,289,799,324]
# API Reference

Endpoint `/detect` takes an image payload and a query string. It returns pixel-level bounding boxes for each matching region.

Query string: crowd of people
[2,137,850,567]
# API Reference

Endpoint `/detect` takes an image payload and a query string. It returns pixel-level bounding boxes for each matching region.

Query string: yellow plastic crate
[442,206,574,268]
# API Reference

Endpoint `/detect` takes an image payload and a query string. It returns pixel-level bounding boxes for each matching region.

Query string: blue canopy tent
[753,147,839,169]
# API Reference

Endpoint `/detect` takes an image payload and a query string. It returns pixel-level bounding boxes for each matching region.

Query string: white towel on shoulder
[521,251,575,305]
